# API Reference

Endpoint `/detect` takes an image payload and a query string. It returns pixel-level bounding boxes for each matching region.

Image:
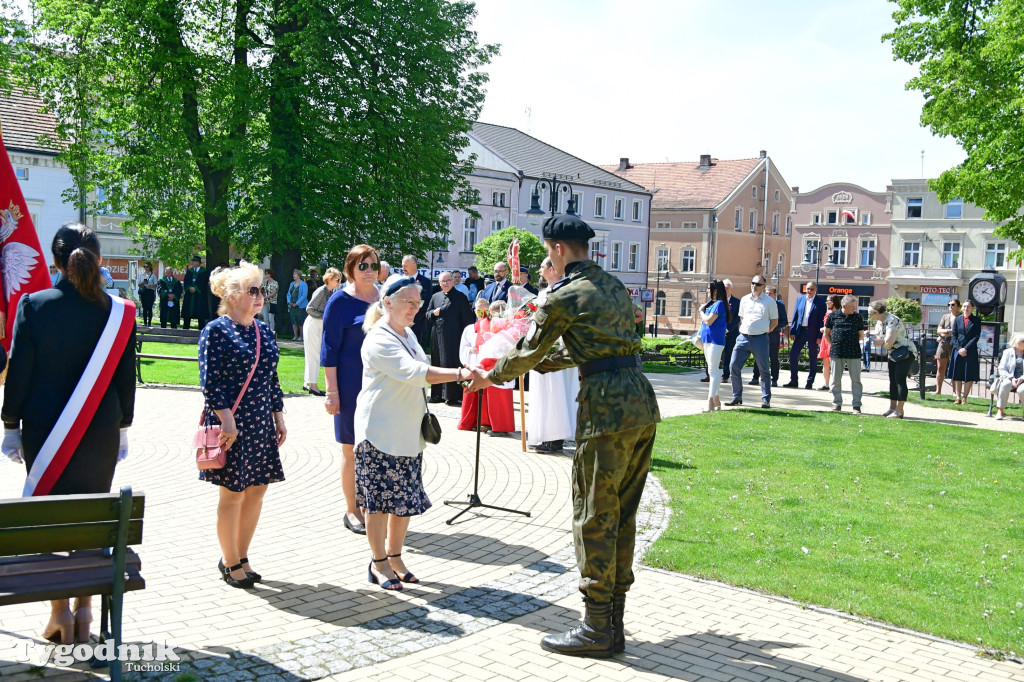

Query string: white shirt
[459,322,515,390]
[739,292,779,336]
[801,295,813,327]
[354,323,431,457]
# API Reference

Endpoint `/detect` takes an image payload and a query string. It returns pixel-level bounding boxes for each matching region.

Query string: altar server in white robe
[527,257,579,453]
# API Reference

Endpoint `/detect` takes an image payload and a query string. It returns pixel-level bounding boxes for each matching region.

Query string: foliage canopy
[472,226,546,285]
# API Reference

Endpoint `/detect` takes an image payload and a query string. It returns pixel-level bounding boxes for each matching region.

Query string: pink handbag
[195,322,261,470]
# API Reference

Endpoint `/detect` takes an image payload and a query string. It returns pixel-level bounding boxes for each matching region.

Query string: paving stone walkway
[1,369,1022,681]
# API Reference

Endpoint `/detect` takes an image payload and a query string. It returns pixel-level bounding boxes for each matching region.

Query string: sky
[470,0,964,193]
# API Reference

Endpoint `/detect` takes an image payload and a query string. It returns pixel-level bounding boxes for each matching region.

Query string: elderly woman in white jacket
[355,274,469,591]
[993,332,1024,420]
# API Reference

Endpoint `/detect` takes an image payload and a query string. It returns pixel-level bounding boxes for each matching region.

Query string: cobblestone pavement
[1,370,1022,681]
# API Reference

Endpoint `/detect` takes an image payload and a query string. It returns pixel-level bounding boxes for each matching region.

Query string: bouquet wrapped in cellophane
[475,284,537,371]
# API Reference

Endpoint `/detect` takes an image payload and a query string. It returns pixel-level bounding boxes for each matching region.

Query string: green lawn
[137,341,317,395]
[878,389,1016,417]
[649,411,1024,653]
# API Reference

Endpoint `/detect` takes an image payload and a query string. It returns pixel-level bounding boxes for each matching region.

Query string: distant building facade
[606,151,793,335]
[789,183,893,319]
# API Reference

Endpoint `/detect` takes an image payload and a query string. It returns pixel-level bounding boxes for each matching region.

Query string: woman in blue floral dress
[199,262,287,589]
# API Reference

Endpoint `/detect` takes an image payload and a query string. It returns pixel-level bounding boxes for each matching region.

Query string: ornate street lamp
[800,242,836,291]
[525,175,577,217]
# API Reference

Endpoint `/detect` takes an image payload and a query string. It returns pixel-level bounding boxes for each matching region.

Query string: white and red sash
[23,295,136,496]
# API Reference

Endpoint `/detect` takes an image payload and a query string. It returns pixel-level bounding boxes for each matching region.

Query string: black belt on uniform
[578,354,638,378]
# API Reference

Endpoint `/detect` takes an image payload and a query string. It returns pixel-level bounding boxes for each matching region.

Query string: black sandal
[239,557,262,582]
[387,552,419,583]
[219,559,255,589]
[368,557,402,591]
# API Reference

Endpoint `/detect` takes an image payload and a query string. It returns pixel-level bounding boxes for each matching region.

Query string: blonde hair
[1010,332,1024,347]
[323,267,343,285]
[210,261,263,316]
[362,274,422,333]
[488,300,506,317]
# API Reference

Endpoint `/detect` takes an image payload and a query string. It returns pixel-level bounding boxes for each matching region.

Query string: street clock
[967,269,1007,315]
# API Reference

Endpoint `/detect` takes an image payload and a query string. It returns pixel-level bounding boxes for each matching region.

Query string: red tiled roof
[0,86,62,155]
[600,158,762,210]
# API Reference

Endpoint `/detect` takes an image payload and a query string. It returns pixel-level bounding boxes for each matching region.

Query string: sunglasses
[357,262,381,272]
[247,285,268,298]
[751,281,765,287]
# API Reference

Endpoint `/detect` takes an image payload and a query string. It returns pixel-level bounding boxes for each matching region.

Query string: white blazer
[997,347,1022,379]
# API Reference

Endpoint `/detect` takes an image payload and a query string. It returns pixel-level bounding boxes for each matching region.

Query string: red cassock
[457,356,515,433]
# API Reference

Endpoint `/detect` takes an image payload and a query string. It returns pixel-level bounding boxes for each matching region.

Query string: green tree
[472,226,546,285]
[7,0,495,285]
[884,295,922,324]
[886,0,1024,255]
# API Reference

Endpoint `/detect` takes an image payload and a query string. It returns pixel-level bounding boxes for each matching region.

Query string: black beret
[542,214,595,242]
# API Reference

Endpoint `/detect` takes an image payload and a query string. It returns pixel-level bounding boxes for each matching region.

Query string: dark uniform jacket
[489,260,660,439]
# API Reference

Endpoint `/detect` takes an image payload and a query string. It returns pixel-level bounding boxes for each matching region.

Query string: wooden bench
[0,487,146,681]
[136,327,200,383]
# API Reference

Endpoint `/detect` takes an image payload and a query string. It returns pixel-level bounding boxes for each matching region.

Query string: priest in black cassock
[426,270,474,405]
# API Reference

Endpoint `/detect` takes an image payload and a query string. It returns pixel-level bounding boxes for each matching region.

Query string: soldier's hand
[464,366,494,393]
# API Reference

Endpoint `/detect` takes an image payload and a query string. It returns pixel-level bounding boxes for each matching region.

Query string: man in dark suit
[720,279,741,383]
[783,281,826,388]
[519,266,539,295]
[751,284,788,387]
[479,262,512,304]
[426,271,474,405]
[402,254,433,348]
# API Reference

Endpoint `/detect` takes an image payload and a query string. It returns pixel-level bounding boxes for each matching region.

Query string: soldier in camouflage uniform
[467,214,660,658]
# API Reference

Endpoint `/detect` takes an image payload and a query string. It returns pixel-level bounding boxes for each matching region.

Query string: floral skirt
[354,440,432,516]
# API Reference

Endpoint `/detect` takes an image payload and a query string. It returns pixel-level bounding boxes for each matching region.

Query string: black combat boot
[540,597,614,658]
[612,594,625,653]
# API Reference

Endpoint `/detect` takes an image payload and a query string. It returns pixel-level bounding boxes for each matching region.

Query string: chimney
[791,186,799,193]
[759,150,767,159]
[618,157,632,171]
[699,154,712,168]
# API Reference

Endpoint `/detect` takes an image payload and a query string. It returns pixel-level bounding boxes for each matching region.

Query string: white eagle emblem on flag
[1,202,41,302]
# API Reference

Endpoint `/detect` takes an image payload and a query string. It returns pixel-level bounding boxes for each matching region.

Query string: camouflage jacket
[489,260,661,439]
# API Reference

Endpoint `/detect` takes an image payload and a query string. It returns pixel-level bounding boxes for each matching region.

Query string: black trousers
[159,300,180,328]
[888,355,914,402]
[139,289,155,326]
[721,330,738,379]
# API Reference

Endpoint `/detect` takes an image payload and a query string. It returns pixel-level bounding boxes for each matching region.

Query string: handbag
[688,331,704,350]
[382,326,443,444]
[194,321,262,470]
[889,344,911,363]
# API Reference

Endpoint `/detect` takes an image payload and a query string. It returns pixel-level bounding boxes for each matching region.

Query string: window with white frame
[594,195,606,217]
[610,241,623,271]
[463,217,478,251]
[734,208,742,231]
[681,221,698,229]
[811,212,821,225]
[826,209,838,225]
[655,221,671,229]
[655,291,666,316]
[571,191,582,215]
[749,209,757,233]
[491,190,506,207]
[628,243,640,271]
[14,167,28,181]
[906,197,923,218]
[785,216,792,235]
[774,189,780,202]
[631,200,642,221]
[860,238,876,267]
[903,241,921,266]
[945,198,963,219]
[986,242,1007,268]
[656,246,669,272]
[590,240,605,266]
[613,198,624,219]
[751,186,757,199]
[771,213,779,235]
[941,241,961,268]
[777,252,785,275]
[843,208,857,225]
[680,292,693,318]
[491,217,504,232]
[764,253,772,274]
[680,247,695,273]
[861,212,871,225]
[804,239,820,264]
[831,239,847,267]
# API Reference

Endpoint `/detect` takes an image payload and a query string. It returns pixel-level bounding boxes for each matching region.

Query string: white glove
[117,428,129,462]
[2,428,23,464]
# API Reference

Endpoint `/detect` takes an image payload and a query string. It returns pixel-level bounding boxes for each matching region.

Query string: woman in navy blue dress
[947,300,981,404]
[200,262,287,589]
[323,244,380,534]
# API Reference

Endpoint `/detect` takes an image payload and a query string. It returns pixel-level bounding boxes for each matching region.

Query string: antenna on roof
[524,107,531,134]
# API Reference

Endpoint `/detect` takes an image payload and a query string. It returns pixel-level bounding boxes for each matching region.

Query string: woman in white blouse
[355,274,468,591]
[994,332,1024,420]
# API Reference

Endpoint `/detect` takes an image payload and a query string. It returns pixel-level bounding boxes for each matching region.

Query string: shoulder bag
[382,326,442,445]
[194,321,262,470]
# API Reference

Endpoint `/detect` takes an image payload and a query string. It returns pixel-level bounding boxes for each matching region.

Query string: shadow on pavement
[405,530,549,568]
[617,630,867,681]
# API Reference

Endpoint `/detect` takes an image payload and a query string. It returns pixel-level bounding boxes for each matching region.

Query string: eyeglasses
[247,285,268,298]
[357,261,381,272]
[948,303,959,307]
[751,281,764,287]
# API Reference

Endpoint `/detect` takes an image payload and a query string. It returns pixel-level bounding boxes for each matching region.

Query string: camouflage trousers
[571,422,656,603]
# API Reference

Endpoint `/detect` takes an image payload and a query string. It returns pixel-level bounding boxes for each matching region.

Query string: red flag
[507,238,520,284]
[0,134,52,351]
